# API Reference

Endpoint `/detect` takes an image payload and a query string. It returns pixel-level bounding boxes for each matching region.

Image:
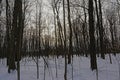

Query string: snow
[0,54,120,80]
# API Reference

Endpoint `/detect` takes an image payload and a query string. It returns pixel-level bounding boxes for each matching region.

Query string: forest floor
[0,54,120,80]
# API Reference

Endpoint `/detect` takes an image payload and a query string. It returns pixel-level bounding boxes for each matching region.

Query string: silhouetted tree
[67,0,73,64]
[88,0,97,70]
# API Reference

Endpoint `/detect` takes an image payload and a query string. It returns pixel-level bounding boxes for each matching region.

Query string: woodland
[0,0,120,80]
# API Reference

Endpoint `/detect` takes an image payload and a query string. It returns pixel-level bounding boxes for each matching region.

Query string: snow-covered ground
[0,54,120,80]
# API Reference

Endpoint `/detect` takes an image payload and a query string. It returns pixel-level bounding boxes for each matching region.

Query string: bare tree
[67,0,73,64]
[63,0,67,80]
[7,0,23,80]
[88,0,97,70]
[94,0,105,59]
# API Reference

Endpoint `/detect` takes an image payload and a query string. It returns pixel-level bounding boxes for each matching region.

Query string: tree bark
[88,0,97,70]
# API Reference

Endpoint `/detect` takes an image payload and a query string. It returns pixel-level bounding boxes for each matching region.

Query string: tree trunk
[63,0,67,80]
[6,0,11,66]
[98,0,105,59]
[67,0,72,64]
[88,0,97,70]
[0,0,2,15]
